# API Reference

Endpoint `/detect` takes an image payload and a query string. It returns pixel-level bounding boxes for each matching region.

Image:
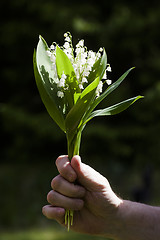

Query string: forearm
[114,200,160,240]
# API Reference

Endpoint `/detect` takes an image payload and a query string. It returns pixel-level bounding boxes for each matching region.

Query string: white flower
[46,50,52,57]
[76,72,80,80]
[79,83,84,89]
[50,54,56,63]
[47,32,112,98]
[102,70,107,79]
[61,73,67,79]
[106,79,112,85]
[64,42,70,49]
[96,52,101,59]
[96,81,103,97]
[50,45,55,50]
[82,77,88,83]
[67,48,72,54]
[51,63,56,71]
[87,58,95,67]
[83,67,91,77]
[79,40,84,47]
[58,73,67,88]
[57,91,64,98]
[65,36,71,42]
[72,63,77,70]
[88,50,96,59]
[58,78,65,88]
[75,47,85,56]
[76,40,84,48]
[107,65,112,72]
[80,55,87,65]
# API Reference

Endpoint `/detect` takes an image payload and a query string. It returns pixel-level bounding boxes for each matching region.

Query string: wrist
[113,200,142,240]
[102,200,131,240]
[113,200,160,240]
[101,196,124,240]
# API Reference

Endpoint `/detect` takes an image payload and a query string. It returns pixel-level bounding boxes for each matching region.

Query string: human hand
[42,155,123,238]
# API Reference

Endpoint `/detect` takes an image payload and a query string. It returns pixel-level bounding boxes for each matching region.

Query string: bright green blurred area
[1,0,160,237]
[0,227,106,240]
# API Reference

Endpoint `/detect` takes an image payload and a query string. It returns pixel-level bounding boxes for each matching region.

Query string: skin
[42,155,160,240]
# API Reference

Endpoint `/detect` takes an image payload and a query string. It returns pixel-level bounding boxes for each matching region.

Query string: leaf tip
[138,95,144,99]
[129,67,136,72]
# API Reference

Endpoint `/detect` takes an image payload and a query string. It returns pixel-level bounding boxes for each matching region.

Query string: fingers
[48,174,85,210]
[51,175,85,198]
[43,155,85,223]
[47,190,84,210]
[56,155,77,182]
[42,205,65,224]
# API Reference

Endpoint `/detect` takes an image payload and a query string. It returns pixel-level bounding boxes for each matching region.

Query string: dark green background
[1,0,160,232]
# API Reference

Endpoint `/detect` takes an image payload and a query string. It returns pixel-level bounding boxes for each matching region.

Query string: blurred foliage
[0,227,107,240]
[1,0,160,230]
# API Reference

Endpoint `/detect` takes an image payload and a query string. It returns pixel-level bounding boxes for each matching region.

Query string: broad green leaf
[33,50,65,132]
[87,49,107,84]
[36,36,56,83]
[73,75,100,103]
[56,46,80,110]
[74,93,81,103]
[65,77,100,143]
[86,96,144,122]
[81,76,100,99]
[83,67,134,123]
[36,36,65,114]
[56,45,76,79]
[73,75,100,108]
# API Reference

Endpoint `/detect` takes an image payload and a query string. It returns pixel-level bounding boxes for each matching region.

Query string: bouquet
[33,32,143,230]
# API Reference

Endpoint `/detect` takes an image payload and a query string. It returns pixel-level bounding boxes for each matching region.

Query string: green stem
[65,130,82,231]
[67,130,82,160]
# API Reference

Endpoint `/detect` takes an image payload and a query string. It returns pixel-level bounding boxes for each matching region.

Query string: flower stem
[65,209,74,231]
[67,130,81,160]
[65,130,82,231]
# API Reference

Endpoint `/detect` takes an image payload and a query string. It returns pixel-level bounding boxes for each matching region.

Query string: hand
[42,155,123,238]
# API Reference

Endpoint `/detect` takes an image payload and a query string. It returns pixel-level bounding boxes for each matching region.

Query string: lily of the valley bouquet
[33,32,143,230]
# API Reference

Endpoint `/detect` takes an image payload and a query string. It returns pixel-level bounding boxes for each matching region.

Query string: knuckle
[55,156,76,182]
[55,156,61,167]
[47,190,54,203]
[51,175,61,190]
[55,155,68,167]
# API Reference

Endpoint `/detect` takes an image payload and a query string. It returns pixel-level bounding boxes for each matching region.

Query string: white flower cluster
[46,32,112,98]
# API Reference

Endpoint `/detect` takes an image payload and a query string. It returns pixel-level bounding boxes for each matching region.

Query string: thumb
[71,155,109,191]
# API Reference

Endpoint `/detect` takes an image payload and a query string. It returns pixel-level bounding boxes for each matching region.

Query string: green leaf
[83,67,134,123]
[36,36,65,113]
[74,93,81,104]
[56,46,80,110]
[33,49,65,132]
[86,96,144,121]
[56,45,76,80]
[36,36,56,83]
[81,75,100,99]
[65,77,100,143]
